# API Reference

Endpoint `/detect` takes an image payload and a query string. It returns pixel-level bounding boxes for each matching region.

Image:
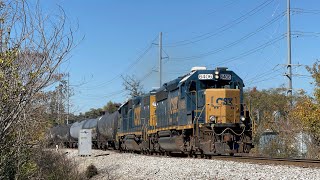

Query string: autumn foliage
[246,62,320,158]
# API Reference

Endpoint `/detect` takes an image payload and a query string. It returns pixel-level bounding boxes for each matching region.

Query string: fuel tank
[122,134,141,151]
[158,131,184,152]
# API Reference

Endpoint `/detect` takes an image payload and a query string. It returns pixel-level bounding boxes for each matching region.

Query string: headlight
[240,116,246,121]
[209,115,216,122]
[214,75,219,79]
[214,71,219,75]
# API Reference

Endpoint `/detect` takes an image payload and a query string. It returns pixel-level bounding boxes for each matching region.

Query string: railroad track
[210,155,320,168]
[68,147,320,168]
[121,150,320,168]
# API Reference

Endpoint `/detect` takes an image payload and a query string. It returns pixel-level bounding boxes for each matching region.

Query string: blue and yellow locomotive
[117,67,253,156]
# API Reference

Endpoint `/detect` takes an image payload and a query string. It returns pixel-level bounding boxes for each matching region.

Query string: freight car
[117,67,253,156]
[48,124,71,146]
[49,66,253,156]
[96,112,119,150]
[49,113,119,149]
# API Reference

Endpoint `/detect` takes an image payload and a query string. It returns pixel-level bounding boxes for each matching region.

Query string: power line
[202,34,286,67]
[245,65,283,82]
[246,67,284,86]
[170,11,286,61]
[163,0,275,47]
[291,8,320,15]
[77,62,158,100]
[164,34,286,80]
[291,31,320,37]
[162,0,239,35]
[81,35,159,90]
[207,0,238,15]
[246,74,281,86]
[246,65,300,86]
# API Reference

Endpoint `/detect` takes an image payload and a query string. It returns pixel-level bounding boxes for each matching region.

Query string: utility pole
[159,32,162,87]
[67,73,70,124]
[0,19,2,53]
[287,0,292,96]
[57,84,60,124]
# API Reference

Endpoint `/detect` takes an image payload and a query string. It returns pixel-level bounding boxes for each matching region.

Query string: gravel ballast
[64,149,320,180]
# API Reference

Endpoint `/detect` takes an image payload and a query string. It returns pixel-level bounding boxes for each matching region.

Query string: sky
[41,0,320,114]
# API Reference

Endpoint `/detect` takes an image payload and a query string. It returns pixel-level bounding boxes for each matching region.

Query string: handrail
[193,105,206,137]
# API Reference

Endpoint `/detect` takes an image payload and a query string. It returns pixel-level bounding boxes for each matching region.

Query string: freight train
[49,67,253,156]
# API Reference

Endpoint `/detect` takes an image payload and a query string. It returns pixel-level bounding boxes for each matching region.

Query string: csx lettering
[216,98,233,105]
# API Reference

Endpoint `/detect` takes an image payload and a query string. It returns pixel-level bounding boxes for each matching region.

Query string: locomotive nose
[205,89,240,124]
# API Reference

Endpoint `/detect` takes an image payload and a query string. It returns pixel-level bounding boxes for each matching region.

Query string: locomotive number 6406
[198,74,213,80]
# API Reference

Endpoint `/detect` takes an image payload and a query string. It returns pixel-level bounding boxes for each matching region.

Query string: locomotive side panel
[149,95,157,128]
[168,88,179,126]
[156,100,168,128]
[141,95,150,128]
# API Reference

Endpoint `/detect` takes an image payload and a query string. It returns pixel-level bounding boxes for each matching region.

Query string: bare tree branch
[121,75,144,98]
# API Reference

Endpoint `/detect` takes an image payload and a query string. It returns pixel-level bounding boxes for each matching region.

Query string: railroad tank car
[47,125,60,145]
[48,125,59,140]
[55,124,70,142]
[96,112,119,149]
[51,124,70,142]
[49,118,101,148]
[117,67,253,156]
[70,121,86,139]
[69,120,87,147]
[47,124,71,147]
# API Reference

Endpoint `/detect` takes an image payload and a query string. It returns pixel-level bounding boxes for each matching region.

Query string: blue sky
[42,0,320,114]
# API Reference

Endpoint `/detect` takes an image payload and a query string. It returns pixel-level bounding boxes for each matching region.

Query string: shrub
[85,164,98,179]
[18,148,85,180]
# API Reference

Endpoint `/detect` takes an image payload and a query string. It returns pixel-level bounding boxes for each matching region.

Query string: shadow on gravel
[94,154,110,157]
[169,153,188,158]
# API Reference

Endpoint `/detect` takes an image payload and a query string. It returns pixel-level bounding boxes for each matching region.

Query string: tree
[289,61,320,158]
[84,108,103,119]
[244,86,302,157]
[122,75,144,98]
[244,86,290,134]
[0,0,76,178]
[245,62,320,158]
[46,79,74,125]
[103,101,121,114]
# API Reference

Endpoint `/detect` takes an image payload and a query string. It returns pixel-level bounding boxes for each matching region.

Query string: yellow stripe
[149,95,157,126]
[117,124,196,137]
[147,124,193,134]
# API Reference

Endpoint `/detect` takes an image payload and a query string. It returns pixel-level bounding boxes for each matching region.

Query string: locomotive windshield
[199,80,241,90]
[200,80,229,89]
